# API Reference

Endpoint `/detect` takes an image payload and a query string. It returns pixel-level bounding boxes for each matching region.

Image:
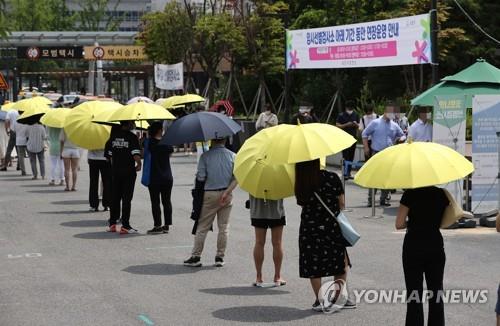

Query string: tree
[140,3,193,64]
[240,1,287,112]
[193,13,245,101]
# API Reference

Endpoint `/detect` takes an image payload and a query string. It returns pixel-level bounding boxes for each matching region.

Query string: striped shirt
[27,124,47,153]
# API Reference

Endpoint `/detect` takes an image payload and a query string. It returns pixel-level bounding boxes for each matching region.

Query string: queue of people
[2,98,495,326]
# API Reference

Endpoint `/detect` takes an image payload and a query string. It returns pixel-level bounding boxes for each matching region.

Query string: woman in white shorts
[59,130,80,191]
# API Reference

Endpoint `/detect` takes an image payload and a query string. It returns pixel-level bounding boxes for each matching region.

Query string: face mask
[426,113,432,120]
[346,109,354,115]
[386,113,395,120]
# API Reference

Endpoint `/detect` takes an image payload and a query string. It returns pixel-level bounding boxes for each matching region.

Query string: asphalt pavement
[0,153,498,326]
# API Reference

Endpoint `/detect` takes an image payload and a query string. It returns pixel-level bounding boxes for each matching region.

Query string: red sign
[0,73,8,90]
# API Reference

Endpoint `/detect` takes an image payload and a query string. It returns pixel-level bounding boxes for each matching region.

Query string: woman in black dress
[295,159,354,311]
[396,186,449,326]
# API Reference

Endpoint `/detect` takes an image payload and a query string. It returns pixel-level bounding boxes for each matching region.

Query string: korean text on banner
[471,95,500,214]
[286,13,431,69]
[154,63,184,90]
[433,95,467,206]
[433,95,467,154]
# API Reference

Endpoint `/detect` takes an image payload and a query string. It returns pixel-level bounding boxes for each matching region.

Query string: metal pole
[12,67,18,101]
[430,0,439,85]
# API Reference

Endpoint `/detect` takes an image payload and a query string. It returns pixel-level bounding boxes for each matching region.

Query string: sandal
[48,180,55,186]
[274,280,287,287]
[252,282,264,288]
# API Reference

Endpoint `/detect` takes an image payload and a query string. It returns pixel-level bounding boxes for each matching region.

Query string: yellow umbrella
[234,126,327,200]
[64,101,119,150]
[262,123,357,164]
[235,127,295,200]
[107,101,175,121]
[92,106,150,130]
[161,94,205,108]
[40,108,71,128]
[12,97,51,113]
[1,102,16,112]
[353,141,474,189]
[30,96,52,105]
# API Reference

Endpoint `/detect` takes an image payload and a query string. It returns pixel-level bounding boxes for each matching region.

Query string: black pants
[342,142,357,176]
[148,180,173,227]
[109,172,136,228]
[403,244,446,326]
[88,159,111,209]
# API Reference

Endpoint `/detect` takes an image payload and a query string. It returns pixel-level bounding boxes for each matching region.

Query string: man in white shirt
[14,121,29,176]
[408,107,433,142]
[1,109,19,171]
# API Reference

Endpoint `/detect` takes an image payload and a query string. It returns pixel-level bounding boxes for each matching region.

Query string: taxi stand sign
[83,45,147,60]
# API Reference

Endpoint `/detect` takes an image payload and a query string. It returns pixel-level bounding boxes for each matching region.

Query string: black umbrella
[17,113,45,125]
[160,112,241,145]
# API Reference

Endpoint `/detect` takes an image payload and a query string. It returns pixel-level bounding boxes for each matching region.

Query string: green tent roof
[442,59,500,84]
[411,59,500,107]
[410,81,500,107]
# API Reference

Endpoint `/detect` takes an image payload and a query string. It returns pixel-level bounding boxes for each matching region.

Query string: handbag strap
[314,192,340,224]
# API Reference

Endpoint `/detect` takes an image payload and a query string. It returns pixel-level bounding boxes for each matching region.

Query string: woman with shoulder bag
[396,186,450,326]
[295,159,356,311]
[142,122,174,235]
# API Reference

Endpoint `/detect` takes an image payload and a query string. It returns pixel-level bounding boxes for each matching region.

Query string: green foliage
[241,1,287,76]
[193,13,245,77]
[140,2,193,64]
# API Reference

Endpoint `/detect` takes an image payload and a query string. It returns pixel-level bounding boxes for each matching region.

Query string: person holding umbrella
[106,121,142,234]
[183,137,236,267]
[142,121,174,234]
[26,122,47,180]
[354,140,474,326]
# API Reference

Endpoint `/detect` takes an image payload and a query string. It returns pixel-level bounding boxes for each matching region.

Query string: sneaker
[89,207,98,212]
[120,227,139,234]
[162,225,169,234]
[380,201,391,207]
[0,167,7,171]
[58,180,64,186]
[312,301,323,312]
[147,226,164,235]
[214,256,225,267]
[341,299,357,309]
[116,218,122,225]
[184,256,202,267]
[107,224,117,232]
[103,207,109,212]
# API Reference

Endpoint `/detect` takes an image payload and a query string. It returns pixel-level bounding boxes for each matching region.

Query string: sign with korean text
[433,95,467,206]
[433,95,467,154]
[154,63,183,90]
[17,46,83,60]
[471,95,500,214]
[286,13,431,69]
[84,46,147,60]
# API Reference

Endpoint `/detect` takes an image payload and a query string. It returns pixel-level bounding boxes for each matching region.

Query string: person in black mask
[106,121,142,234]
[336,100,360,180]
